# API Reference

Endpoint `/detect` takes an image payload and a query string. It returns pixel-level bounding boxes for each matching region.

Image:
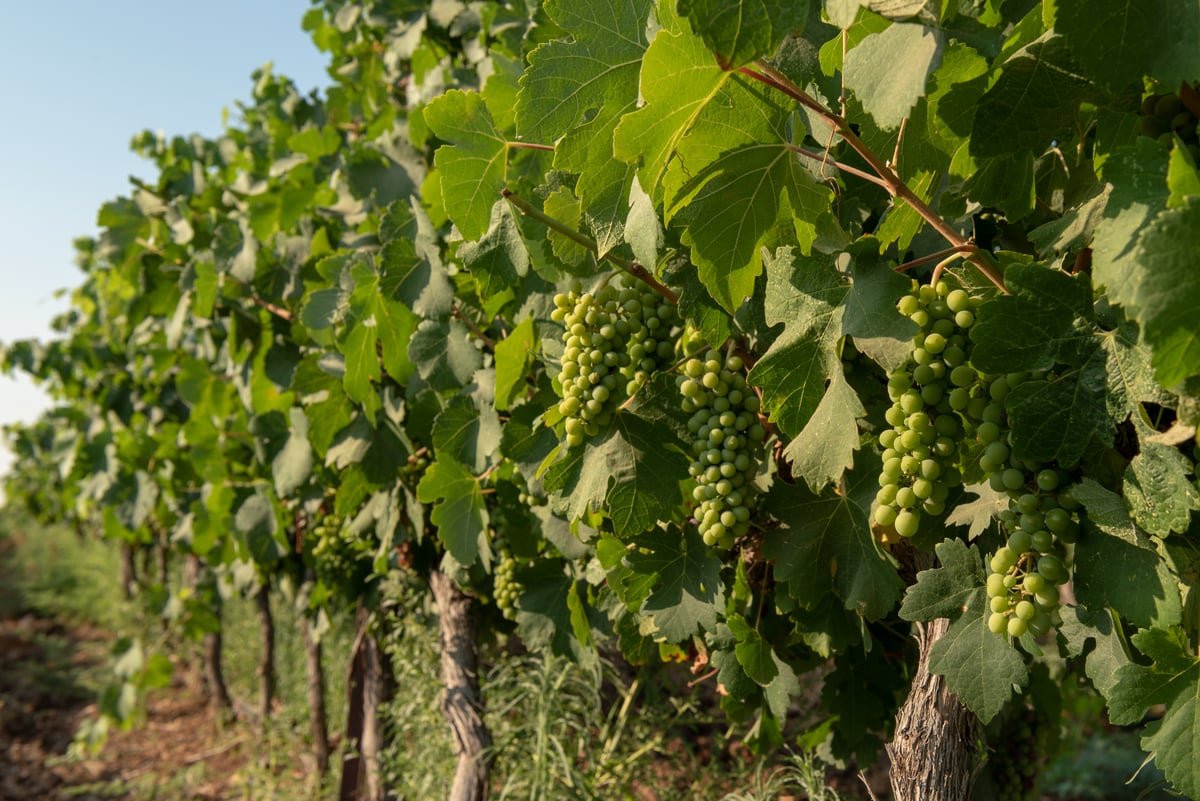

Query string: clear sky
[0,1,330,482]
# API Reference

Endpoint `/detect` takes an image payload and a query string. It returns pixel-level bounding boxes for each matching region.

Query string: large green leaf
[516,0,654,253]
[764,449,902,620]
[927,592,1027,723]
[626,526,725,642]
[542,411,689,536]
[416,458,489,566]
[969,35,1092,160]
[899,539,985,622]
[1056,0,1200,91]
[844,22,943,131]
[1128,198,1200,387]
[1107,628,1200,798]
[426,90,509,241]
[678,0,808,69]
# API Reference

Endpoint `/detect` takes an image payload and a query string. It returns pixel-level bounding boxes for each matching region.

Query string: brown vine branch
[740,62,1008,293]
[452,306,496,351]
[251,295,294,322]
[501,189,679,304]
[786,145,890,188]
[894,244,978,274]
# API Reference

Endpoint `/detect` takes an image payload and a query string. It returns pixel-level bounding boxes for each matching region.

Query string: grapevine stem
[452,305,496,350]
[686,667,719,688]
[894,245,977,274]
[929,251,968,287]
[507,141,555,152]
[740,62,1008,294]
[786,145,889,188]
[501,189,679,304]
[251,295,294,322]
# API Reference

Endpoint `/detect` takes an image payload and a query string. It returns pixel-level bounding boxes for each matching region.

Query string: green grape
[493,550,525,622]
[894,509,920,537]
[557,278,680,447]
[682,345,764,549]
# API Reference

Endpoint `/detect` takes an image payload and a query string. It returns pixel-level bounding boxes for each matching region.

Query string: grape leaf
[844,22,944,131]
[380,201,455,319]
[1058,605,1130,700]
[432,394,501,474]
[542,411,689,536]
[764,448,902,620]
[1056,0,1200,91]
[781,368,865,492]
[678,0,808,69]
[626,525,724,642]
[1074,522,1183,631]
[1099,320,1169,421]
[650,52,830,310]
[234,491,286,566]
[416,457,489,566]
[459,200,531,301]
[970,261,1096,373]
[515,560,591,658]
[899,539,985,622]
[927,591,1027,722]
[1124,443,1200,538]
[1005,354,1110,467]
[345,257,418,388]
[1091,139,1171,307]
[408,318,483,392]
[1168,144,1200,209]
[612,9,732,201]
[727,613,779,686]
[748,249,847,437]
[1129,198,1200,387]
[272,407,313,497]
[874,170,937,250]
[662,256,733,348]
[842,252,919,373]
[517,0,653,254]
[969,35,1093,160]
[494,316,537,411]
[426,90,508,241]
[1107,628,1200,799]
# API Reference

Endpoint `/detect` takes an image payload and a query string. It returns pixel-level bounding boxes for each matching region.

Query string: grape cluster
[1139,85,1200,161]
[984,469,1079,639]
[311,513,373,592]
[984,702,1052,801]
[873,279,1077,638]
[679,341,766,549]
[551,277,680,447]
[874,282,979,537]
[493,550,523,621]
[399,452,429,490]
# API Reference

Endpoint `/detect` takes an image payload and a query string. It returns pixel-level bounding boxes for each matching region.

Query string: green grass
[2,513,858,800]
[0,511,141,632]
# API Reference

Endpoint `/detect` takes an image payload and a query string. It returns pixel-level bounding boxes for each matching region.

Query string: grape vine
[3,2,1200,800]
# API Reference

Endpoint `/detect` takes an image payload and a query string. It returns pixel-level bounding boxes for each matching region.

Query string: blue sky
[0,1,329,480]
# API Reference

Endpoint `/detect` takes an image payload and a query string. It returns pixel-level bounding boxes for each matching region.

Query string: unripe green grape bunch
[984,467,1079,639]
[551,276,680,447]
[493,549,523,622]
[874,280,981,537]
[1138,83,1200,161]
[984,701,1054,801]
[678,334,766,549]
[312,513,373,590]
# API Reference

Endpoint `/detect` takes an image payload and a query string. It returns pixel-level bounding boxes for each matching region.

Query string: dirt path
[0,596,280,801]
